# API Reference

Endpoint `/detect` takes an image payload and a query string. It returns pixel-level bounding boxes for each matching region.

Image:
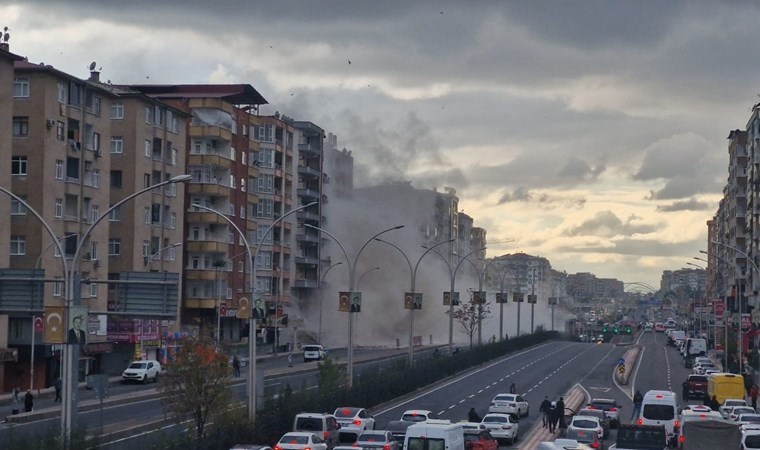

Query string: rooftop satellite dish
[89,61,97,71]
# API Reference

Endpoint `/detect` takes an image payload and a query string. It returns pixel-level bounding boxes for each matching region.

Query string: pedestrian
[539,396,551,428]
[54,377,62,402]
[232,355,241,377]
[710,395,720,411]
[468,407,482,423]
[548,401,559,433]
[11,386,20,405]
[556,396,566,429]
[632,390,643,419]
[288,352,293,367]
[24,390,33,413]
[682,379,690,402]
[752,384,759,410]
[510,382,517,394]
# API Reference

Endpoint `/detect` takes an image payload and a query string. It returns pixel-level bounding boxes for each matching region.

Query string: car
[463,428,498,450]
[401,410,437,422]
[567,415,603,441]
[721,399,750,419]
[564,428,603,449]
[488,393,529,417]
[355,431,400,450]
[743,428,760,449]
[577,408,610,438]
[644,323,653,332]
[292,413,340,449]
[121,359,161,383]
[738,414,760,429]
[587,398,621,427]
[303,345,327,362]
[333,407,375,441]
[685,375,708,398]
[655,323,666,332]
[592,335,604,344]
[480,413,519,444]
[386,410,437,444]
[229,446,274,450]
[730,406,757,421]
[275,432,328,450]
[693,362,717,375]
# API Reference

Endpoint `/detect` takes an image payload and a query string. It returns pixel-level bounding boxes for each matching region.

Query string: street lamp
[305,224,404,387]
[709,241,760,375]
[357,267,381,290]
[2,173,191,446]
[318,262,343,344]
[192,200,317,422]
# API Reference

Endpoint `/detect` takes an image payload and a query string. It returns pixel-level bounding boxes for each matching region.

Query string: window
[11,156,27,175]
[89,283,98,297]
[238,261,244,273]
[57,82,66,103]
[93,97,101,116]
[56,121,65,141]
[108,239,121,255]
[10,236,26,255]
[55,160,64,179]
[228,232,234,244]
[109,205,121,221]
[12,117,29,137]
[256,251,272,269]
[68,81,81,106]
[144,207,151,224]
[92,169,100,188]
[53,282,63,297]
[257,198,274,218]
[170,212,176,229]
[111,102,124,119]
[110,137,123,154]
[144,173,150,188]
[241,152,246,165]
[144,140,151,157]
[257,174,274,193]
[55,199,63,218]
[171,148,178,165]
[145,106,153,124]
[10,198,26,215]
[90,241,99,260]
[240,205,245,218]
[142,241,150,257]
[91,205,99,223]
[110,170,122,188]
[231,147,236,161]
[258,148,274,168]
[13,78,29,97]
[228,203,235,215]
[226,288,232,300]
[91,132,101,151]
[241,178,246,192]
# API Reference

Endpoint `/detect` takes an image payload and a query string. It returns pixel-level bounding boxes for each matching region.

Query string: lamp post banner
[43,306,65,344]
[495,293,505,303]
[339,292,351,312]
[513,292,524,303]
[444,291,461,305]
[404,293,413,309]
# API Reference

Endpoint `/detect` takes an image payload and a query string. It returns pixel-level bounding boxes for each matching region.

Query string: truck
[404,420,464,450]
[679,418,740,450]
[611,424,668,450]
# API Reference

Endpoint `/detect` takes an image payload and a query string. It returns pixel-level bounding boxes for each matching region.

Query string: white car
[333,407,375,440]
[730,406,757,421]
[738,414,760,429]
[275,432,328,450]
[480,413,519,444]
[721,399,749,419]
[488,393,529,417]
[303,345,327,362]
[743,428,760,449]
[568,415,603,440]
[121,360,161,383]
[400,409,437,422]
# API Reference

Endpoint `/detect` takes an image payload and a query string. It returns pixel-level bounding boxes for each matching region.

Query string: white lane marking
[468,394,475,398]
[438,410,446,415]
[459,399,465,404]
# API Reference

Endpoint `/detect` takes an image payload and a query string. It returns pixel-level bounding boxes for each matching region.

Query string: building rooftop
[126,84,268,106]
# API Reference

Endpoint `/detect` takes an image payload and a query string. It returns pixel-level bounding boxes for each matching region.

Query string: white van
[639,390,679,445]
[404,420,464,450]
[685,338,707,357]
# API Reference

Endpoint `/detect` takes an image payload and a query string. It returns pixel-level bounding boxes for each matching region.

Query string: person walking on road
[751,384,759,410]
[632,390,643,419]
[710,395,720,411]
[24,390,33,412]
[682,380,690,402]
[509,382,517,394]
[539,396,551,428]
[232,355,241,377]
[11,386,20,405]
[556,396,566,430]
[548,401,559,433]
[54,377,62,402]
[467,407,482,423]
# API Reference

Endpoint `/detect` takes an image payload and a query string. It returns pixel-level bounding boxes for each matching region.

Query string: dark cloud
[497,187,585,209]
[563,211,660,238]
[555,237,705,257]
[656,198,711,212]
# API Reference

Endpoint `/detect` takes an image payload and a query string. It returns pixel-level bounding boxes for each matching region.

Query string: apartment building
[324,132,353,199]
[128,84,267,343]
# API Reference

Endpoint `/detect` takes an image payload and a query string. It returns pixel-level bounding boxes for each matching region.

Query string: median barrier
[518,384,588,450]
[615,346,641,385]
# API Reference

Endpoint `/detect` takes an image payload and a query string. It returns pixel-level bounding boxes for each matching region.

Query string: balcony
[296,209,320,222]
[298,143,321,156]
[297,188,319,201]
[297,165,321,179]
[185,269,218,281]
[187,153,232,169]
[295,255,320,265]
[186,210,229,225]
[188,181,231,196]
[186,240,228,253]
[292,279,319,288]
[296,233,319,244]
[183,297,217,309]
[189,125,232,142]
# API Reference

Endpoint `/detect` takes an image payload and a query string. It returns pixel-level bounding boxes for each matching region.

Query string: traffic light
[602,326,608,333]
[613,327,619,334]
[626,327,632,334]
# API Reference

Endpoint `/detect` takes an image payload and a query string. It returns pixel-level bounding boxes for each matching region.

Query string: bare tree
[447,300,492,348]
[160,336,233,445]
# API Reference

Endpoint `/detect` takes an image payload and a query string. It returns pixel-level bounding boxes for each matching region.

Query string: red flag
[33,316,43,333]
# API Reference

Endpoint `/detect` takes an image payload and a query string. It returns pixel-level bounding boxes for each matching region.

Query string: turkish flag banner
[33,316,43,333]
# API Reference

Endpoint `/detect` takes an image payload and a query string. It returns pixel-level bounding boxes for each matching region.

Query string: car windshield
[689,376,707,382]
[743,416,760,423]
[128,363,146,369]
[406,438,445,450]
[295,418,325,431]
[590,401,614,410]
[402,413,428,422]
[643,405,675,420]
[304,346,321,352]
[727,401,746,407]
[335,408,360,417]
[358,433,386,442]
[482,416,508,424]
[579,409,604,419]
[280,436,309,445]
[494,395,514,402]
[573,419,597,428]
[735,408,755,415]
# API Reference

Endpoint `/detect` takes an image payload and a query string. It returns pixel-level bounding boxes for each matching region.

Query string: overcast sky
[4,0,758,289]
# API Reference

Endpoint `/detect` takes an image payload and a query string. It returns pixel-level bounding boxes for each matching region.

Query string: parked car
[121,360,161,384]
[355,431,400,450]
[303,345,327,362]
[333,407,375,441]
[488,393,529,417]
[275,432,328,450]
[567,415,603,441]
[480,413,519,444]
[463,428,498,450]
[577,408,610,438]
[292,413,340,449]
[588,398,621,427]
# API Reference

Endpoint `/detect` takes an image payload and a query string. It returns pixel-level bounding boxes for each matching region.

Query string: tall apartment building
[324,132,353,199]
[745,110,760,310]
[129,84,268,342]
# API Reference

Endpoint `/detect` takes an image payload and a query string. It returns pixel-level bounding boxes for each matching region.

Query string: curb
[518,384,589,449]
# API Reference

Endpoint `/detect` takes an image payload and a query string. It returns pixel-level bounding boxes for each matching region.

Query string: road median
[615,346,641,386]
[518,383,588,449]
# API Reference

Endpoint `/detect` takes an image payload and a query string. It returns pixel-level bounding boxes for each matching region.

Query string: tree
[160,335,233,446]
[446,300,493,348]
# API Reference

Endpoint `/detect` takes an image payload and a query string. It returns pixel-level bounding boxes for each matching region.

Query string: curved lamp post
[318,262,343,343]
[192,200,317,422]
[305,224,403,387]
